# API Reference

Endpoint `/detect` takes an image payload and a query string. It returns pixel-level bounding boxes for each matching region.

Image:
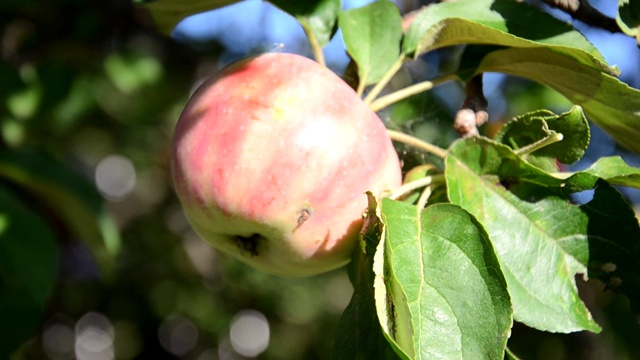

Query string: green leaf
[141,0,243,36]
[494,110,559,172]
[372,210,411,360]
[565,156,640,189]
[338,0,403,88]
[618,0,640,44]
[446,138,601,333]
[578,182,640,312]
[379,200,512,358]
[270,0,340,48]
[468,46,640,153]
[0,185,58,359]
[333,194,404,360]
[403,0,612,74]
[505,347,521,360]
[334,248,403,360]
[0,150,119,279]
[439,136,640,194]
[495,106,590,166]
[439,136,567,191]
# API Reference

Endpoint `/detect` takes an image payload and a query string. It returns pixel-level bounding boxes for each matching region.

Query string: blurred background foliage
[1,0,640,359]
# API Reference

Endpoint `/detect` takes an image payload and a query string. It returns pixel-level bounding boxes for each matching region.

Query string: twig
[515,132,564,156]
[541,0,621,33]
[301,21,326,67]
[388,176,435,200]
[369,74,457,112]
[416,183,432,211]
[363,55,405,105]
[387,129,448,159]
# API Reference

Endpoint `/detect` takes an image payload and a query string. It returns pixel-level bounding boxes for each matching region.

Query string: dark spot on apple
[294,208,311,232]
[234,234,261,256]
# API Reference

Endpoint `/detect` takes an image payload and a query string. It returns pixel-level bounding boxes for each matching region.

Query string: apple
[171,52,402,277]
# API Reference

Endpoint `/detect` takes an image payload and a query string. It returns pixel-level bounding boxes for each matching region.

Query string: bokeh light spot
[229,309,270,358]
[95,155,136,200]
[75,312,115,360]
[42,315,75,360]
[158,314,199,356]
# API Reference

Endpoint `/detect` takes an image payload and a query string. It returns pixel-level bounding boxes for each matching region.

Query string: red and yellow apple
[171,52,401,277]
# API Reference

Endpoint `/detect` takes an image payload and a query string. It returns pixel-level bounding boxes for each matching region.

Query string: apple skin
[172,52,402,277]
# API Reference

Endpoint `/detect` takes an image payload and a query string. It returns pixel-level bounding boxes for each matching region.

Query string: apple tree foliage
[2,0,640,358]
[143,0,640,358]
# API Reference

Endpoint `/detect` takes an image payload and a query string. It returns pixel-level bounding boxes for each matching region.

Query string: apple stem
[387,129,448,159]
[369,74,458,112]
[301,21,326,67]
[514,132,564,157]
[363,55,406,105]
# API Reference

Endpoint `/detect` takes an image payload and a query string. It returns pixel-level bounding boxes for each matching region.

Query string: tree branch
[454,75,488,137]
[542,0,621,33]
